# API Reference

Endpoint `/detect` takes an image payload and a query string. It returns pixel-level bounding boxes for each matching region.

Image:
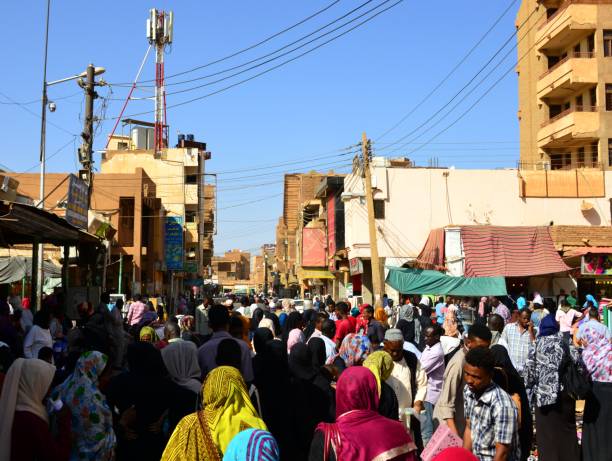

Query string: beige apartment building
[211,249,251,290]
[103,126,215,289]
[517,0,612,174]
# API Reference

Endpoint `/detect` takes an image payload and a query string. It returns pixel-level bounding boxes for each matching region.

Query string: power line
[111,0,343,86]
[375,0,518,141]
[376,4,538,153]
[128,0,388,93]
[103,0,403,121]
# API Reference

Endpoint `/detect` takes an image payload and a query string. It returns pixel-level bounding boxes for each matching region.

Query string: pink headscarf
[317,367,417,461]
[287,328,304,353]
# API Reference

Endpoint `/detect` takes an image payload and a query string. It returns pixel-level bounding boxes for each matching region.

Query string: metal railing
[537,0,612,30]
[539,51,595,79]
[541,105,597,127]
[517,161,602,170]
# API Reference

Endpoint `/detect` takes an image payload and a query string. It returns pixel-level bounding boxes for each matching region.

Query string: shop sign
[349,257,363,276]
[184,261,198,273]
[165,217,184,271]
[582,254,612,275]
[65,174,89,229]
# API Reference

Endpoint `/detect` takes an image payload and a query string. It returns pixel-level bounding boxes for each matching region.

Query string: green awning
[386,267,507,296]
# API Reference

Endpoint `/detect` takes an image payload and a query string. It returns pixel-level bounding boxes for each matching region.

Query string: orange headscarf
[374,307,388,324]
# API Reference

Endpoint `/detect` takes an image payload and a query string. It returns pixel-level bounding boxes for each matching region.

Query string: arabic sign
[165,217,184,271]
[582,254,612,275]
[65,174,89,229]
[349,257,363,276]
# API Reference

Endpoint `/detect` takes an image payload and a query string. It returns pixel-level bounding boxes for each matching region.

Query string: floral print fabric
[52,351,116,460]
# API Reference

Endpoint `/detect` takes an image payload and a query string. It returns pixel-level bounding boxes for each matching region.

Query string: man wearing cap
[384,328,428,448]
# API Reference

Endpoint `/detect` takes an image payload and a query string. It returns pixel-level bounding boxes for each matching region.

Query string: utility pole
[361,132,383,304]
[78,64,97,190]
[264,252,269,295]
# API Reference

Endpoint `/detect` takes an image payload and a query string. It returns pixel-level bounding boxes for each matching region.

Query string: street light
[263,253,269,296]
[35,3,106,309]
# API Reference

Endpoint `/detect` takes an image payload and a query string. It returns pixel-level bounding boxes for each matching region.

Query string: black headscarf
[289,342,317,381]
[250,307,264,332]
[308,337,326,369]
[282,311,303,344]
[263,311,281,337]
[396,319,416,343]
[253,327,274,354]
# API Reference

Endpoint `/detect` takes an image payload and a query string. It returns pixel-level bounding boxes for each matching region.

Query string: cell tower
[146,8,173,156]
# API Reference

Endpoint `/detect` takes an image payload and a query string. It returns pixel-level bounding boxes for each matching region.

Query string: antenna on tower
[147,8,173,157]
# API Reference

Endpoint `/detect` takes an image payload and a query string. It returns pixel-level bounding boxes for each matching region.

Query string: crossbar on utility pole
[362,132,383,304]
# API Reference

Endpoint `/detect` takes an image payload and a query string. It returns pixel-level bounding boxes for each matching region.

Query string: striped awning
[461,226,569,278]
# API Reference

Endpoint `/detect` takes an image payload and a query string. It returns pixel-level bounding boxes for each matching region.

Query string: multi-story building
[211,249,251,290]
[251,244,276,292]
[10,170,163,294]
[517,0,612,179]
[103,124,215,294]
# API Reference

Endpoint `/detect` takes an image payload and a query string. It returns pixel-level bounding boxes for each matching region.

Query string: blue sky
[0,0,522,254]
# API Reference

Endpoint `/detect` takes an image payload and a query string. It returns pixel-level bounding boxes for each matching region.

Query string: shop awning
[0,256,62,284]
[386,267,507,296]
[416,228,445,270]
[298,268,336,280]
[461,226,569,277]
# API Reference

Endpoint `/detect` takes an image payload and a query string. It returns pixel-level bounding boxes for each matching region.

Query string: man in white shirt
[319,319,337,362]
[383,328,428,448]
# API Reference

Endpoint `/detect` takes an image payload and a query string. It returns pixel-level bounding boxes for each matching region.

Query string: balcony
[538,106,599,148]
[537,52,597,99]
[518,163,605,197]
[536,2,597,51]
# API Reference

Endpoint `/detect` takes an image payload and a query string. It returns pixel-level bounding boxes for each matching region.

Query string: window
[604,31,612,57]
[609,139,612,167]
[117,142,129,150]
[577,147,585,167]
[549,104,563,119]
[606,84,612,110]
[373,200,385,219]
[550,153,571,170]
[185,174,198,184]
[590,87,597,107]
[185,210,197,223]
[574,43,581,55]
[546,8,558,18]
[576,95,583,109]
[590,141,599,167]
[588,34,595,53]
[548,55,560,69]
[118,197,135,247]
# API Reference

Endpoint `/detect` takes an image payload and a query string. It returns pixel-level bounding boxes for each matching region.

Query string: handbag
[559,342,591,400]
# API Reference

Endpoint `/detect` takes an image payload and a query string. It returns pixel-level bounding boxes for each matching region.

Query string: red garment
[346,315,357,333]
[11,410,71,461]
[334,319,352,344]
[317,367,417,461]
[355,315,368,334]
[432,447,478,461]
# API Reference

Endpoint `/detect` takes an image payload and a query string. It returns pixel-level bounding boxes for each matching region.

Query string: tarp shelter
[0,256,61,284]
[386,267,507,296]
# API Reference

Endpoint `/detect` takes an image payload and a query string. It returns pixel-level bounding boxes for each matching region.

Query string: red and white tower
[147,8,173,155]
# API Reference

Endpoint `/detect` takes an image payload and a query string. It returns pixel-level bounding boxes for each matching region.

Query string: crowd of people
[0,289,609,461]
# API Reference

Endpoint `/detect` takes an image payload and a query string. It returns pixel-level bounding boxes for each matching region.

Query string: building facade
[103,130,215,294]
[517,0,612,173]
[211,249,251,291]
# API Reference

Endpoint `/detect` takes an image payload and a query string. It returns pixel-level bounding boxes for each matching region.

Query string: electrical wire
[110,0,343,86]
[102,0,403,121]
[375,0,519,141]
[376,4,539,153]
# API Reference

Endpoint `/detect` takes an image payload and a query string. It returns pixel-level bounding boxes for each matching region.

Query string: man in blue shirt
[435,297,446,325]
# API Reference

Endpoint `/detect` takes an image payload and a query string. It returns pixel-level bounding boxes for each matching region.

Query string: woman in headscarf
[23,309,53,359]
[490,345,532,461]
[106,342,175,460]
[139,325,157,343]
[328,333,371,375]
[415,305,433,350]
[374,306,389,327]
[51,351,115,461]
[161,340,203,431]
[364,351,399,420]
[308,337,327,369]
[0,358,71,460]
[250,308,265,333]
[283,311,304,353]
[289,343,335,460]
[223,428,280,461]
[309,367,417,461]
[442,308,459,338]
[523,315,580,461]
[162,366,267,461]
[302,309,318,341]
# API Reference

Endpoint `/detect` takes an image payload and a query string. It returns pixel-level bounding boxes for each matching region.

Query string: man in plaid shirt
[501,309,535,374]
[463,347,519,461]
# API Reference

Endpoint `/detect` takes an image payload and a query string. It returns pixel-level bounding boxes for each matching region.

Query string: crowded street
[1,1,612,460]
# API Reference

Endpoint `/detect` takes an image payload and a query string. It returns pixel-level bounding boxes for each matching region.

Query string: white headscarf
[161,340,202,394]
[0,358,56,459]
[258,318,276,338]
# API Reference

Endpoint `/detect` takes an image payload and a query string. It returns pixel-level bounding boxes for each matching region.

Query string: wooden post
[362,132,383,304]
[30,239,39,313]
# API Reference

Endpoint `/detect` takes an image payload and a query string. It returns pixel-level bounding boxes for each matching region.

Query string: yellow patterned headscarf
[363,351,395,395]
[161,366,266,461]
[139,326,157,343]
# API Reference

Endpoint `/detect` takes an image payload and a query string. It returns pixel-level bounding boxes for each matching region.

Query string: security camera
[48,101,56,112]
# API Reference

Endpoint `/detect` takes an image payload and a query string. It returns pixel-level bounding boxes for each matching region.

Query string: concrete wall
[343,164,612,260]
